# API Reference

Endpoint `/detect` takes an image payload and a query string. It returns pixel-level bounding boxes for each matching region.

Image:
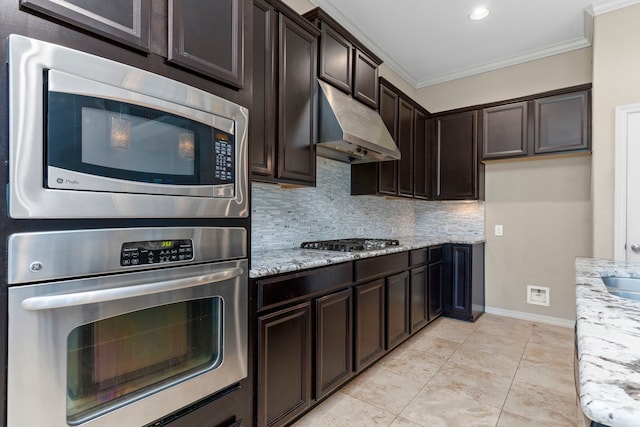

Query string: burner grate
[300,238,399,252]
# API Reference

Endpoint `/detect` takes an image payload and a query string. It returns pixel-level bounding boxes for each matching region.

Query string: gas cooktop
[300,238,400,252]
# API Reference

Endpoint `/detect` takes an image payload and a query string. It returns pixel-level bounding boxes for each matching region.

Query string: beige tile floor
[294,314,581,427]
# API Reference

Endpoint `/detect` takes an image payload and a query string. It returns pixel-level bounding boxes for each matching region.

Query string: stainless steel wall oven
[7,227,248,427]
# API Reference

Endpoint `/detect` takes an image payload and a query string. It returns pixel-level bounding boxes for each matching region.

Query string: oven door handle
[20,267,244,311]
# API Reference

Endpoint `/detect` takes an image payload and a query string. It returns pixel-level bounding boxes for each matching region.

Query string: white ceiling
[308,0,640,88]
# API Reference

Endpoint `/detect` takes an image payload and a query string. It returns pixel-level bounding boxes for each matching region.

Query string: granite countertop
[250,235,484,278]
[576,257,640,427]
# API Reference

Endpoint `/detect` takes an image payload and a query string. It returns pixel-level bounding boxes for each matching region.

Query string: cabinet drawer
[354,252,408,283]
[257,262,353,312]
[429,246,444,262]
[409,248,428,267]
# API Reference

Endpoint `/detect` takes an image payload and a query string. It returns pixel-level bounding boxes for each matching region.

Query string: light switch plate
[494,225,504,236]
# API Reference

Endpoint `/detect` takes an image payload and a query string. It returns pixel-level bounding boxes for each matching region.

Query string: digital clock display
[120,239,193,266]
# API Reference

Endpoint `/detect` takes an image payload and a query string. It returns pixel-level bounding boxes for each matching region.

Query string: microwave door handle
[20,267,243,311]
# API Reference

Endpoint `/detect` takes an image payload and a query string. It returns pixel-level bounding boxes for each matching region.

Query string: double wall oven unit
[5,35,250,427]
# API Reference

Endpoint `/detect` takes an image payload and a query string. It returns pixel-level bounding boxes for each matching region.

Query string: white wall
[484,156,592,320]
[414,50,593,322]
[415,48,592,113]
[591,3,640,258]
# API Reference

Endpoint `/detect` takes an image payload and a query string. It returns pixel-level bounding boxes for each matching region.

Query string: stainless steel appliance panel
[7,259,248,427]
[8,227,246,284]
[8,34,248,218]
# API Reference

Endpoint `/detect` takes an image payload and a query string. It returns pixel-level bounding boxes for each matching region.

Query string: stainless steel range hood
[316,80,401,163]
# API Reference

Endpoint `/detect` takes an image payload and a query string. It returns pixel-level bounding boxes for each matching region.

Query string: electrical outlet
[527,285,550,306]
[494,225,504,237]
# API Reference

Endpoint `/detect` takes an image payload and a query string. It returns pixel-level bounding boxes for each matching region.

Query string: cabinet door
[251,0,277,177]
[414,109,430,199]
[21,0,151,51]
[258,303,311,427]
[398,98,415,197]
[378,83,398,195]
[315,289,353,399]
[353,49,378,109]
[386,271,410,349]
[434,110,479,200]
[482,101,528,159]
[428,260,444,320]
[318,23,352,94]
[354,279,386,371]
[446,245,472,321]
[534,90,590,154]
[277,15,317,184]
[410,266,428,333]
[168,0,244,88]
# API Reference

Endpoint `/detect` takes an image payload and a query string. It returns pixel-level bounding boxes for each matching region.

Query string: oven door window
[66,298,222,425]
[46,92,235,190]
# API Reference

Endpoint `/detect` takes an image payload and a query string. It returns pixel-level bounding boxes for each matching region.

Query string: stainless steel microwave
[7,34,248,219]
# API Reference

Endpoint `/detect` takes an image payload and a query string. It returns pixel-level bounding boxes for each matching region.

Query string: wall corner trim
[484,306,575,328]
[588,0,640,16]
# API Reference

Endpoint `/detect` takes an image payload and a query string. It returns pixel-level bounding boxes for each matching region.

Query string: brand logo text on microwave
[57,177,80,185]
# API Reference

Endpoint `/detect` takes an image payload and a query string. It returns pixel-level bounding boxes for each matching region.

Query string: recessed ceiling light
[470,7,490,21]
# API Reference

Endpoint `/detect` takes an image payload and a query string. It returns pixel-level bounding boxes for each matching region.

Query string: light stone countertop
[249,235,484,278]
[576,257,640,427]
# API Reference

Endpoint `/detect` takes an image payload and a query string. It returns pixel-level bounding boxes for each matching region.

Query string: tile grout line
[388,320,479,427]
[492,325,534,426]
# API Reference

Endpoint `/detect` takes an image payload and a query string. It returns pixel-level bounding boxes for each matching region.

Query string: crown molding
[308,0,421,87]
[587,0,640,15]
[416,37,592,88]
[308,0,614,89]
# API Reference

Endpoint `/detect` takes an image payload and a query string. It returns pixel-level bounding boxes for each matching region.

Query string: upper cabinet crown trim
[303,7,382,65]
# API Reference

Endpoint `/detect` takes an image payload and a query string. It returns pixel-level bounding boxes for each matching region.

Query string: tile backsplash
[251,157,485,251]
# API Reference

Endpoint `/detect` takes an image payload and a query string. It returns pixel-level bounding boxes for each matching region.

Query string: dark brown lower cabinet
[315,289,353,399]
[386,271,410,349]
[354,279,386,371]
[253,244,484,426]
[444,243,485,322]
[428,259,444,320]
[410,266,428,333]
[257,303,311,427]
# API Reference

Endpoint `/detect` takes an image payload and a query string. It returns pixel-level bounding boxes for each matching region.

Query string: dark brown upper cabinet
[20,0,151,51]
[397,98,415,196]
[251,0,277,176]
[353,48,379,109]
[481,87,591,161]
[168,0,244,88]
[20,0,250,90]
[433,110,481,200]
[377,82,400,195]
[351,78,432,199]
[251,0,320,186]
[534,90,590,154]
[304,8,382,109]
[482,101,528,159]
[317,23,352,93]
[413,109,432,199]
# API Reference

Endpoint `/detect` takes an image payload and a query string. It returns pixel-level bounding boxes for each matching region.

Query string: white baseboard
[485,306,575,328]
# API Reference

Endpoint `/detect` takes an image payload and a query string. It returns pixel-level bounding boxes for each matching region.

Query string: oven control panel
[121,239,194,266]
